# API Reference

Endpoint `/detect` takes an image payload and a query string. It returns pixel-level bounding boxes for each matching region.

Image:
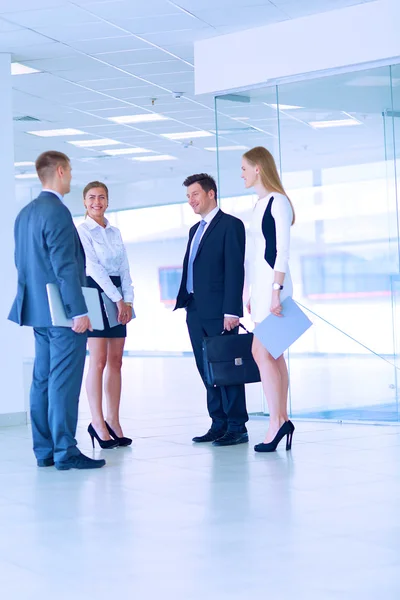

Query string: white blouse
[78,217,134,303]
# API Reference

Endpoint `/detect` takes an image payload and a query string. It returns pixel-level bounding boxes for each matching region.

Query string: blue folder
[253,297,312,359]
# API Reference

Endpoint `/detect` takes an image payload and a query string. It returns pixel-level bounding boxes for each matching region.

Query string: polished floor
[1,357,400,599]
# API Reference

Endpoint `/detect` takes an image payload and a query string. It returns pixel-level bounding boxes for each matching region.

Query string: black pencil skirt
[87,276,127,339]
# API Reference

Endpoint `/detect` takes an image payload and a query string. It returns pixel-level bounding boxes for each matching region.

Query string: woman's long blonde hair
[243,146,295,225]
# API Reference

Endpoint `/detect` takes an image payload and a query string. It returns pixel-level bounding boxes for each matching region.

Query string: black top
[261,195,277,269]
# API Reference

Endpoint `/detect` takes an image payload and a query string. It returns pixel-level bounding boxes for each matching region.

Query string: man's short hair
[183,173,218,201]
[35,151,70,182]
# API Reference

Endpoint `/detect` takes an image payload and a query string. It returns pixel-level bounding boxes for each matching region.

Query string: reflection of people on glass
[241,147,295,452]
[78,181,134,449]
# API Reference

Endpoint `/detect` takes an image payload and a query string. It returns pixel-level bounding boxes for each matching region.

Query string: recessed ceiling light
[131,155,177,162]
[14,161,35,167]
[309,118,362,129]
[11,62,40,76]
[161,131,213,140]
[102,147,154,156]
[108,114,170,124]
[266,103,303,110]
[28,128,86,137]
[15,173,38,179]
[68,138,122,147]
[205,146,249,152]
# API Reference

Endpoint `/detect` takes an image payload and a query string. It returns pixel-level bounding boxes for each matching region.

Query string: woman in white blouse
[241,147,296,453]
[78,181,134,449]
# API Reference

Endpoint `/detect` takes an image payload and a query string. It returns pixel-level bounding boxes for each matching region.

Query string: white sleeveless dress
[247,193,293,324]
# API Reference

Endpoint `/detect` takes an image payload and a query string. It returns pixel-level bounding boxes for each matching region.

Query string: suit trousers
[31,327,88,463]
[186,298,248,433]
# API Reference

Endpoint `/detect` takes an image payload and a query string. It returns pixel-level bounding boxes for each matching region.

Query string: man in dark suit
[9,151,105,470]
[175,173,249,446]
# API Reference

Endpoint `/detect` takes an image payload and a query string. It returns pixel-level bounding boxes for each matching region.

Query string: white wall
[0,54,26,421]
[195,0,400,95]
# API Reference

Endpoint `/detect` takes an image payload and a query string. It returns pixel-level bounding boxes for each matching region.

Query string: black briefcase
[202,325,261,387]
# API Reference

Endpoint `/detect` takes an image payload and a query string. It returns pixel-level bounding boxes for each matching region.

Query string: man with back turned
[9,151,105,470]
[175,173,249,445]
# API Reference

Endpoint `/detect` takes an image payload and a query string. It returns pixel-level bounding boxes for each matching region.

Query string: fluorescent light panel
[266,103,303,110]
[11,62,39,75]
[205,146,248,152]
[131,155,177,162]
[15,161,35,167]
[108,114,169,124]
[161,131,213,140]
[309,118,362,129]
[28,128,86,137]
[15,173,38,179]
[68,138,121,147]
[102,147,153,156]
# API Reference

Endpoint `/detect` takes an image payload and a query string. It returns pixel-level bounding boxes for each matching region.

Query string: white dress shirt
[190,207,238,319]
[42,188,63,202]
[189,205,220,256]
[78,216,133,303]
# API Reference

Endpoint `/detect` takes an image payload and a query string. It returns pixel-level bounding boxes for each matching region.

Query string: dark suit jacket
[175,210,245,320]
[8,191,87,328]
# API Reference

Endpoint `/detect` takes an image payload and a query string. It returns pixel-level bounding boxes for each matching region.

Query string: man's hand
[224,316,240,331]
[72,315,93,333]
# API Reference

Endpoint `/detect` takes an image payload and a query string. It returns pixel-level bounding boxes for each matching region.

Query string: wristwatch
[125,302,133,307]
[272,283,284,291]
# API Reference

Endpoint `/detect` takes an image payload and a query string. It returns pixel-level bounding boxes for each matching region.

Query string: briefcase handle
[221,323,251,335]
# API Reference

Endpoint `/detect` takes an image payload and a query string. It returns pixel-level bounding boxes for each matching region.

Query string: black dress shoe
[55,454,106,471]
[192,429,226,443]
[37,458,54,467]
[212,431,249,446]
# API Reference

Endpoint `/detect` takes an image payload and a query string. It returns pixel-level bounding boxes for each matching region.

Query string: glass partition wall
[215,64,400,422]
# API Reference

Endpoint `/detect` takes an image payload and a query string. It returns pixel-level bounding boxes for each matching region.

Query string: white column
[0,54,27,425]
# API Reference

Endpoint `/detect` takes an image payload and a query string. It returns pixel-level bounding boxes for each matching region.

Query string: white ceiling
[0,0,380,197]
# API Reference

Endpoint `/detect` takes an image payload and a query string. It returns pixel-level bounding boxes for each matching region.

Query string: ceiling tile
[0,29,50,50]
[140,27,214,46]
[174,0,274,9]
[35,20,130,43]
[69,35,149,54]
[24,55,105,72]
[194,5,288,28]
[0,17,23,31]
[93,48,171,66]
[12,42,81,61]
[76,0,182,20]
[124,60,193,77]
[120,13,207,34]
[0,0,66,13]
[3,4,98,27]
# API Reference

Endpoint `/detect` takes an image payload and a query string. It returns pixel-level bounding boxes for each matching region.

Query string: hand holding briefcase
[202,324,261,387]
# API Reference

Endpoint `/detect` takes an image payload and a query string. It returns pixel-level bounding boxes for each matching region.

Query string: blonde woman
[78,181,134,449]
[241,147,295,452]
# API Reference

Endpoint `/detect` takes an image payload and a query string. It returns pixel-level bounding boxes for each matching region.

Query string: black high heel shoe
[88,424,119,449]
[254,420,295,453]
[105,422,132,447]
